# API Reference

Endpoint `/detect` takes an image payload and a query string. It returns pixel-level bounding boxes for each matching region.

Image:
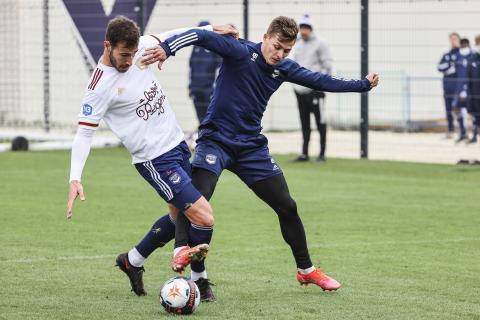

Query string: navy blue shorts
[135,141,201,210]
[192,129,283,186]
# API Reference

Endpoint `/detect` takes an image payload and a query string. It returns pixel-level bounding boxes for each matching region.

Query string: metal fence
[0,0,478,159]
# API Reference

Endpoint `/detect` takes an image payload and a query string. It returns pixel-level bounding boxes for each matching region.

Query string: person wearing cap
[292,14,332,162]
[189,20,223,125]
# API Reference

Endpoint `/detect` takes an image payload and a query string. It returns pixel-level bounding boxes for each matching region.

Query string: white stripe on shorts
[143,161,174,200]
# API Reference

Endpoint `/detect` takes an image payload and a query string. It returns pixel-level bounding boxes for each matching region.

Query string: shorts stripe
[143,161,174,200]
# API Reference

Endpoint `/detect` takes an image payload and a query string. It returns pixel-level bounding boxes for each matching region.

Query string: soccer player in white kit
[66,16,237,299]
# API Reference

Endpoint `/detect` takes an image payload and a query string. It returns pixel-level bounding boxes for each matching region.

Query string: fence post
[243,0,249,40]
[360,0,369,158]
[135,0,145,35]
[43,0,50,132]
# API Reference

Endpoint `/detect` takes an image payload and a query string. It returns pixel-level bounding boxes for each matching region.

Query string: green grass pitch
[0,147,479,319]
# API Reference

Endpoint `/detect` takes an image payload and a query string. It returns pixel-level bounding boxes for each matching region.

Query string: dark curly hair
[105,16,140,48]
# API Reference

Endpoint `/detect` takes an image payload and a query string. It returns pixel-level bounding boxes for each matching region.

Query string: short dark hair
[106,16,140,48]
[266,16,298,42]
[460,38,470,46]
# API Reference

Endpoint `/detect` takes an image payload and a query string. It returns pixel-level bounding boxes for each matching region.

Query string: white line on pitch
[1,237,478,264]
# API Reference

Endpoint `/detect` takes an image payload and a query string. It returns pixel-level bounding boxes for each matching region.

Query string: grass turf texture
[0,147,479,320]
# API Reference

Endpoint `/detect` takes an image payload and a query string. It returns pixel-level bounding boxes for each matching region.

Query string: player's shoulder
[85,64,114,93]
[139,35,161,50]
[278,57,299,70]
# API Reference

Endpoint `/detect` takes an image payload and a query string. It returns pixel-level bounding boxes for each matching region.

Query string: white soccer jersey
[78,35,184,163]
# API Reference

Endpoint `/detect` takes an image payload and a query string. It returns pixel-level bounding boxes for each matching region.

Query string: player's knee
[186,199,214,227]
[192,208,214,227]
[199,210,214,226]
[277,197,298,220]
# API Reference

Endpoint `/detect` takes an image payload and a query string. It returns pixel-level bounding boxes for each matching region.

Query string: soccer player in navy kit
[438,33,461,138]
[151,16,379,294]
[467,36,480,143]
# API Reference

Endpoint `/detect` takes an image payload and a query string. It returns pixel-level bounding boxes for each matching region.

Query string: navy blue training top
[160,29,371,136]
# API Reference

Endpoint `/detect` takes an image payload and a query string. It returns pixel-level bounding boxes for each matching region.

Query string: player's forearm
[160,29,241,59]
[69,127,95,182]
[320,75,371,92]
[292,71,371,92]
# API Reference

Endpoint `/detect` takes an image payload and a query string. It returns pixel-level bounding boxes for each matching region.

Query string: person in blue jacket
[437,33,461,138]
[149,16,378,296]
[189,20,222,124]
[453,38,475,142]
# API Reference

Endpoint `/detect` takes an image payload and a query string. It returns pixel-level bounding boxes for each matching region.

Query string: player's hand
[141,46,168,69]
[212,24,239,39]
[366,73,379,88]
[67,180,85,219]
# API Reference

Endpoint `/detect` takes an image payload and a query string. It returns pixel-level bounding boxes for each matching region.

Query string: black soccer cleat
[115,252,147,296]
[195,278,216,302]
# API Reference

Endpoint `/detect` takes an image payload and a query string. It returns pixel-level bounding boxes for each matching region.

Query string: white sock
[128,247,145,267]
[297,266,315,275]
[173,246,188,257]
[191,270,207,282]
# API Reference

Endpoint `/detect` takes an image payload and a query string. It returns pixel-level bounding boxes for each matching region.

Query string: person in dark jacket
[189,20,222,124]
[438,32,462,138]
[453,38,474,142]
[467,35,480,143]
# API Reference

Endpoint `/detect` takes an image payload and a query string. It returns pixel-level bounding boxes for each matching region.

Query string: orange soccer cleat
[297,268,341,291]
[171,244,209,273]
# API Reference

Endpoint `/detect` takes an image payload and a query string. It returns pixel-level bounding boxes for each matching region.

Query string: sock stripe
[191,223,214,231]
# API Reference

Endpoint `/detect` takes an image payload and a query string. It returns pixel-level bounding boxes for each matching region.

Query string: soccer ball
[159,277,200,315]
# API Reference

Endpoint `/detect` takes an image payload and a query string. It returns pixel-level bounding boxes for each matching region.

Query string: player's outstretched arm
[159,28,248,61]
[66,126,95,219]
[287,61,379,92]
[141,24,239,67]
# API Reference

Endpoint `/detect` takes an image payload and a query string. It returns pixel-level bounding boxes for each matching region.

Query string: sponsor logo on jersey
[272,69,280,78]
[169,172,181,184]
[251,52,258,62]
[136,81,166,121]
[205,154,217,165]
[273,164,280,171]
[82,104,93,116]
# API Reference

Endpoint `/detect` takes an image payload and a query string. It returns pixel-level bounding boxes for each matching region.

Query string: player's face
[261,33,295,65]
[107,41,138,73]
[449,35,460,49]
[299,26,312,40]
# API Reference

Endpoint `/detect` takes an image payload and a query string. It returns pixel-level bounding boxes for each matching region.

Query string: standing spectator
[467,35,480,143]
[453,38,474,142]
[438,32,462,138]
[292,14,332,162]
[189,20,222,125]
